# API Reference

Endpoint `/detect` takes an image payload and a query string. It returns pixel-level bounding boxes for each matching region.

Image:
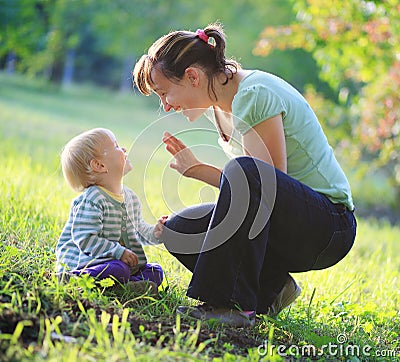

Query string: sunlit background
[1,2,399,359]
[1,0,399,219]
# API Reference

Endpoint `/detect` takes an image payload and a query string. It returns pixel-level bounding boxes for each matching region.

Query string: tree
[255,0,400,201]
[0,0,50,74]
[90,0,181,90]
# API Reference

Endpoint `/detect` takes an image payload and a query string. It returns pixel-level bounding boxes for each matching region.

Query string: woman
[133,23,356,327]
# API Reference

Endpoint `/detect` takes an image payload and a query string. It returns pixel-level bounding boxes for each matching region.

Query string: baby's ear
[90,158,107,173]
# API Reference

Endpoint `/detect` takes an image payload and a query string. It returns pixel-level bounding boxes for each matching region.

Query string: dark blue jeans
[163,156,356,313]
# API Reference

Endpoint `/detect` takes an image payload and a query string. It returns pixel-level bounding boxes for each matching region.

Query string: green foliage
[0,0,49,71]
[255,0,400,199]
[0,0,324,92]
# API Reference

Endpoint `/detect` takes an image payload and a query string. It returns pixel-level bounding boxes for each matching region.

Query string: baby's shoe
[128,280,158,296]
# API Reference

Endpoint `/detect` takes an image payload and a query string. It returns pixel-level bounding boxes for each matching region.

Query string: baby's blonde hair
[61,128,111,192]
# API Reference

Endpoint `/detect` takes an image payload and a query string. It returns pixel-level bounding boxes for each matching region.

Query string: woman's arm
[183,163,222,188]
[242,113,287,173]
[162,131,222,187]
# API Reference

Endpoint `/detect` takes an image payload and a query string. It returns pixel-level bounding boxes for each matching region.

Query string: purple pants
[72,260,164,286]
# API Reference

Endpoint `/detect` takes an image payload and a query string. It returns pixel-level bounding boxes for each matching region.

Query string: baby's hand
[154,215,168,239]
[120,249,138,267]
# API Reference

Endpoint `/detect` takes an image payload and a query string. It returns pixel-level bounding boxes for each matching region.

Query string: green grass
[0,73,399,361]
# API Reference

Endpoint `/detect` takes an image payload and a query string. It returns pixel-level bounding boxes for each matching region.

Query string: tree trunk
[120,56,134,92]
[6,52,16,73]
[62,48,76,87]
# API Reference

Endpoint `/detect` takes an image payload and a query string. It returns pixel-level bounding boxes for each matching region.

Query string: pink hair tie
[195,29,216,47]
[196,29,209,43]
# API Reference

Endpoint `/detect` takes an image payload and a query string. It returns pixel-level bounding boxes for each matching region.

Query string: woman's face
[150,67,210,122]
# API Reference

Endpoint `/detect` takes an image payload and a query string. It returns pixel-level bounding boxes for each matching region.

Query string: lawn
[0,73,399,361]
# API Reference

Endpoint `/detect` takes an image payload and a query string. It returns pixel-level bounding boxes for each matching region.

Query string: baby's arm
[125,189,167,245]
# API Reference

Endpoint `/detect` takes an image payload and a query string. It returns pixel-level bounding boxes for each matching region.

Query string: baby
[56,128,166,293]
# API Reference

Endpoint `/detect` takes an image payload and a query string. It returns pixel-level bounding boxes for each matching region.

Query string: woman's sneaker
[268,275,301,316]
[177,304,255,327]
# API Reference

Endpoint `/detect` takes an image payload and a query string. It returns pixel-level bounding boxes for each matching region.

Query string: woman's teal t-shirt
[227,70,354,210]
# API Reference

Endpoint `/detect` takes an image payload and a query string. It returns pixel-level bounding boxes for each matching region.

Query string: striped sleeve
[124,189,161,246]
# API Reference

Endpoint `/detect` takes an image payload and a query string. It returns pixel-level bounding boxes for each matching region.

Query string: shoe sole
[268,276,302,316]
[280,284,301,310]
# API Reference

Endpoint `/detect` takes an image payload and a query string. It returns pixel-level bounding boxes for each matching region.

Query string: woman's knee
[223,156,275,176]
[164,203,214,234]
[163,205,212,255]
[222,156,276,194]
[223,156,254,175]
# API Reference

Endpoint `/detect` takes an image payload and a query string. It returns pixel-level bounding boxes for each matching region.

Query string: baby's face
[100,132,128,178]
[123,158,133,175]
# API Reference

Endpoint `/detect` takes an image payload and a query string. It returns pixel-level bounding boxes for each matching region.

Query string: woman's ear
[185,67,200,87]
[90,158,107,173]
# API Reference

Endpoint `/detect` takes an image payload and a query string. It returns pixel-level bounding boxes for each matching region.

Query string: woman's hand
[162,131,201,177]
[162,131,222,187]
[154,215,168,239]
[120,249,138,267]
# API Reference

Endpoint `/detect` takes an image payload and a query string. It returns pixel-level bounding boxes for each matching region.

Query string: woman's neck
[213,69,250,112]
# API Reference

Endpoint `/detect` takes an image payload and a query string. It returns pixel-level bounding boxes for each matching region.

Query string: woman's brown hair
[133,22,240,101]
